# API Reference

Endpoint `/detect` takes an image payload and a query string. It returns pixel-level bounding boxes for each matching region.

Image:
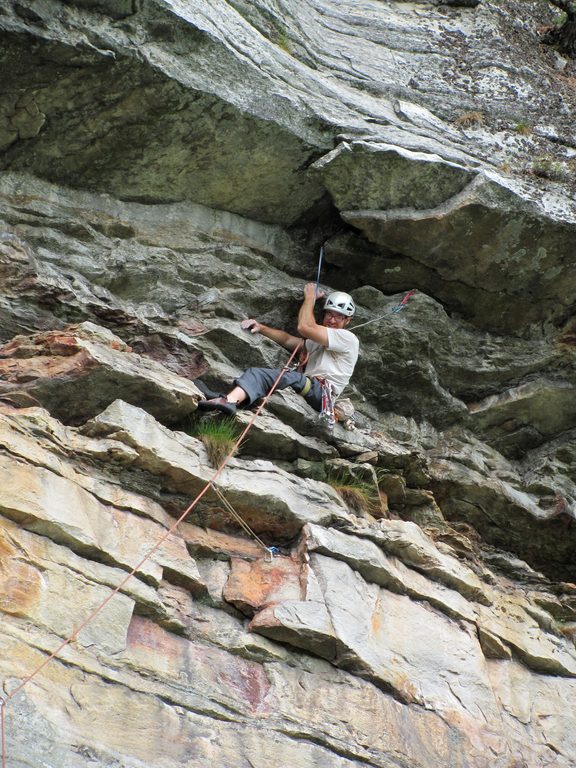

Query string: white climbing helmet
[324,291,355,317]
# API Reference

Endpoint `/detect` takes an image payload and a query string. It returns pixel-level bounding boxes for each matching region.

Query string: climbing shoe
[197,396,237,416]
[193,379,226,400]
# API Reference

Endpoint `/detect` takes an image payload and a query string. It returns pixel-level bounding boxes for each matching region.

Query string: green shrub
[553,10,568,26]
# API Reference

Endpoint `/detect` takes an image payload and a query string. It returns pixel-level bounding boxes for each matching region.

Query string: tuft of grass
[530,155,570,182]
[230,1,294,55]
[326,469,385,517]
[454,110,485,128]
[187,416,242,467]
[553,10,568,26]
[275,29,292,53]
[513,122,532,135]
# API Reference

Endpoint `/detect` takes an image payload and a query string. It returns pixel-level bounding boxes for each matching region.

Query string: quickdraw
[318,377,336,429]
[391,289,416,313]
[315,244,325,298]
[350,289,417,331]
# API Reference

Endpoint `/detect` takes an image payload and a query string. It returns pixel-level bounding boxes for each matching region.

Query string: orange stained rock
[0,331,78,356]
[126,615,274,716]
[224,556,303,616]
[0,526,41,618]
[0,347,98,385]
[42,333,82,356]
[127,612,184,666]
[370,610,383,636]
[181,522,263,560]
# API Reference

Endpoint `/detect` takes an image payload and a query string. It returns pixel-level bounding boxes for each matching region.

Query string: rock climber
[197,282,359,418]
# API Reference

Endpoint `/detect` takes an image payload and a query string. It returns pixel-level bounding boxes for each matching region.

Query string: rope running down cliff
[0,698,5,768]
[0,342,302,768]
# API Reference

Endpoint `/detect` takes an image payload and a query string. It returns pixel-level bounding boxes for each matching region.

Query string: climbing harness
[0,344,301,768]
[296,375,345,430]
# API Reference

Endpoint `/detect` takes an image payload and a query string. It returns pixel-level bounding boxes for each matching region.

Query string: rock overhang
[2,1,576,338]
[315,141,576,333]
[0,18,328,225]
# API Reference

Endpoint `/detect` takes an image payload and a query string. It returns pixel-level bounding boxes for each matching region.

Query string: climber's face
[322,310,351,329]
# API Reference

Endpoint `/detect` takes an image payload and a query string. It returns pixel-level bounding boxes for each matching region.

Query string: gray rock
[83,399,353,540]
[2,1,576,766]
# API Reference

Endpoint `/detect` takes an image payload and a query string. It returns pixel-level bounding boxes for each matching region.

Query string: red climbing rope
[0,343,302,766]
[1,697,6,768]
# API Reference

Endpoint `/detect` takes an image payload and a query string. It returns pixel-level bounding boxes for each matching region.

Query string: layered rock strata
[0,329,575,768]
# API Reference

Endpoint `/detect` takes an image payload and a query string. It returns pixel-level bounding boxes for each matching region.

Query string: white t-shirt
[304,328,359,396]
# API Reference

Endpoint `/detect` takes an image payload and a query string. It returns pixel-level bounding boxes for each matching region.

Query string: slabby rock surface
[1,400,576,768]
[1,1,576,767]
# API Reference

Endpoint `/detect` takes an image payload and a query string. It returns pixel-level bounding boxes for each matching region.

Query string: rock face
[0,322,204,424]
[1,1,576,767]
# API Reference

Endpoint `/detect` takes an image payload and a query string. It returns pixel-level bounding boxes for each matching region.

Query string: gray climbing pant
[235,367,323,411]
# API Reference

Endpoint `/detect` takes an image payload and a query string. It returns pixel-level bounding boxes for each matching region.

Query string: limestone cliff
[1,1,576,767]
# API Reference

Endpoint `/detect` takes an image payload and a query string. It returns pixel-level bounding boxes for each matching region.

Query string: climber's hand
[241,318,262,334]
